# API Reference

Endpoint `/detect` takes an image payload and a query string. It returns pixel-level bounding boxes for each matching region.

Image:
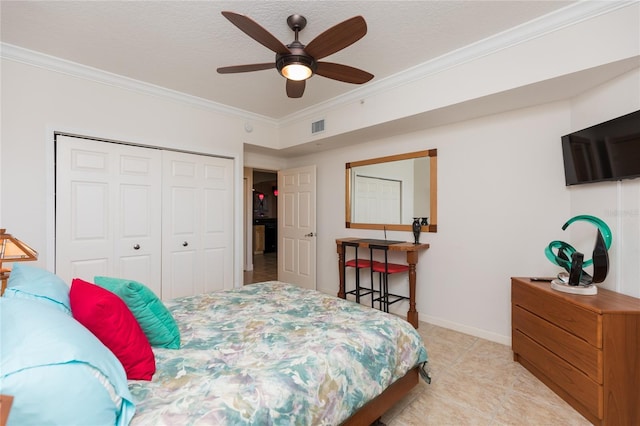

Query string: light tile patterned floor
[244,254,590,425]
[381,322,591,426]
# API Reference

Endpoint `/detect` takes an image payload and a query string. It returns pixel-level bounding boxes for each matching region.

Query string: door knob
[133,244,140,250]
[182,241,189,247]
[305,232,315,237]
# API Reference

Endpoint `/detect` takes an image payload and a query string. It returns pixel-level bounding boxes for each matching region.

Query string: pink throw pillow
[70,278,156,380]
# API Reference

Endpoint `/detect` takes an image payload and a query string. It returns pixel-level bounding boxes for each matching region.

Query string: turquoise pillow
[3,263,70,314]
[0,297,135,425]
[94,276,181,349]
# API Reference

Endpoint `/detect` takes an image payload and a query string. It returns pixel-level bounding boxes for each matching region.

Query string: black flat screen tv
[562,110,640,186]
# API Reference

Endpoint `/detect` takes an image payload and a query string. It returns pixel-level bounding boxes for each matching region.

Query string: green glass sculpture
[545,215,611,285]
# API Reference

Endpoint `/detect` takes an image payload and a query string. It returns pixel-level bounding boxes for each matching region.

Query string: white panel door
[162,151,233,299]
[56,136,162,295]
[278,165,316,290]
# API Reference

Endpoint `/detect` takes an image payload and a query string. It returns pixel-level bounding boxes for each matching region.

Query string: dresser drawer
[512,305,602,382]
[512,280,601,347]
[513,330,603,420]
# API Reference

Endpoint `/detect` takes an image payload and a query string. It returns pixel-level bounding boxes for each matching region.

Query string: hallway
[244,252,278,284]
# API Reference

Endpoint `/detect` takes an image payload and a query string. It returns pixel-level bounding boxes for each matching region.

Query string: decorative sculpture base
[550,279,597,295]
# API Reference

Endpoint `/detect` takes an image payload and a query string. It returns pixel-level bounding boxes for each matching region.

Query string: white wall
[0,59,261,287]
[286,101,572,343]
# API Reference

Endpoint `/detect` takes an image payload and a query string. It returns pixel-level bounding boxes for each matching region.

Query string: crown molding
[1,1,632,129]
[279,0,635,125]
[0,42,279,127]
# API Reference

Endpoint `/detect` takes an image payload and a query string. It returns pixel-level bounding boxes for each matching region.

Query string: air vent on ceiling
[311,119,325,134]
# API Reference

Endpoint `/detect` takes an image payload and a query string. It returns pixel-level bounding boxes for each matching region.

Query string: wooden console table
[336,238,430,328]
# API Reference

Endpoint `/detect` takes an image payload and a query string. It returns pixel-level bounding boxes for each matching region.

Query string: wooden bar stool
[342,241,380,306]
[369,244,409,312]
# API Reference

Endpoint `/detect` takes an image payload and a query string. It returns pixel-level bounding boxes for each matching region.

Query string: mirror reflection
[346,150,437,232]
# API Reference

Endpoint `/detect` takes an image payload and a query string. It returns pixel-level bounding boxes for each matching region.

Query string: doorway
[244,169,278,284]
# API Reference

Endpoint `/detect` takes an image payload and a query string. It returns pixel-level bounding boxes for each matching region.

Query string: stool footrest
[346,287,377,296]
[374,293,408,304]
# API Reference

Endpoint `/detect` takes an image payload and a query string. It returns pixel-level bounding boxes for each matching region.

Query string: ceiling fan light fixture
[276,54,316,81]
[282,63,312,81]
[218,12,373,97]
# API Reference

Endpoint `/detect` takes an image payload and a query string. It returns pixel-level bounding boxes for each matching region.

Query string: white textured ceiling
[1,1,578,120]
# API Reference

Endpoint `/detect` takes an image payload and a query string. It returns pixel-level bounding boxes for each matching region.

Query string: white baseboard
[420,314,511,346]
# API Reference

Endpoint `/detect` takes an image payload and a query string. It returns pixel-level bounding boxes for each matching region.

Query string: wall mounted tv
[562,110,640,186]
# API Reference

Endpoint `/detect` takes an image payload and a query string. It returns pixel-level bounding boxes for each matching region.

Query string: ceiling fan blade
[286,79,305,98]
[221,11,290,54]
[305,16,367,60]
[315,62,374,84]
[217,63,275,74]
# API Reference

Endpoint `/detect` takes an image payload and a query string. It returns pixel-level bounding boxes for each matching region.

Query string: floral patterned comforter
[129,281,428,425]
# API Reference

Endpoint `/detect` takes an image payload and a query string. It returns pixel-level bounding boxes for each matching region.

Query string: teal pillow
[0,297,135,425]
[94,276,180,349]
[3,263,71,314]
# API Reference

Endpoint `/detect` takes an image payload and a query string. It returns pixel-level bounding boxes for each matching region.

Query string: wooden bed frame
[342,367,419,425]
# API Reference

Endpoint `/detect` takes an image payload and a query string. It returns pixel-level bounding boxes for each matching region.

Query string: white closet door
[354,175,402,224]
[162,151,233,299]
[56,136,162,295]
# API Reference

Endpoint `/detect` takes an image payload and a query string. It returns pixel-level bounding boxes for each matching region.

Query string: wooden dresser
[511,277,640,425]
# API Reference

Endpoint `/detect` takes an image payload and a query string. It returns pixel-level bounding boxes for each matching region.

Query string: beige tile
[423,337,473,378]
[430,369,510,418]
[383,324,586,425]
[382,380,430,421]
[422,324,479,348]
[452,341,522,388]
[420,325,480,379]
[244,252,278,284]
[388,390,493,426]
[510,366,563,404]
[493,388,591,425]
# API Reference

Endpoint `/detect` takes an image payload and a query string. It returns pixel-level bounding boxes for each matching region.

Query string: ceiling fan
[217,11,374,98]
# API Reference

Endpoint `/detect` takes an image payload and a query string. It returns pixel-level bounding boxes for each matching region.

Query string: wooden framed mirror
[345,150,437,232]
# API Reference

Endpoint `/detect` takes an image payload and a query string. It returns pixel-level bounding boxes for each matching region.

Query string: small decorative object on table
[412,218,422,244]
[544,215,611,295]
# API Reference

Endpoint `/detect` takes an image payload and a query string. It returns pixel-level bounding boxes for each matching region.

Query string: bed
[1,265,428,426]
[129,281,429,425]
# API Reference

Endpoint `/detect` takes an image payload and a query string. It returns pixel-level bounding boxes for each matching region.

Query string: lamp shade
[276,53,316,82]
[0,229,38,262]
[0,228,38,295]
[281,63,312,81]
